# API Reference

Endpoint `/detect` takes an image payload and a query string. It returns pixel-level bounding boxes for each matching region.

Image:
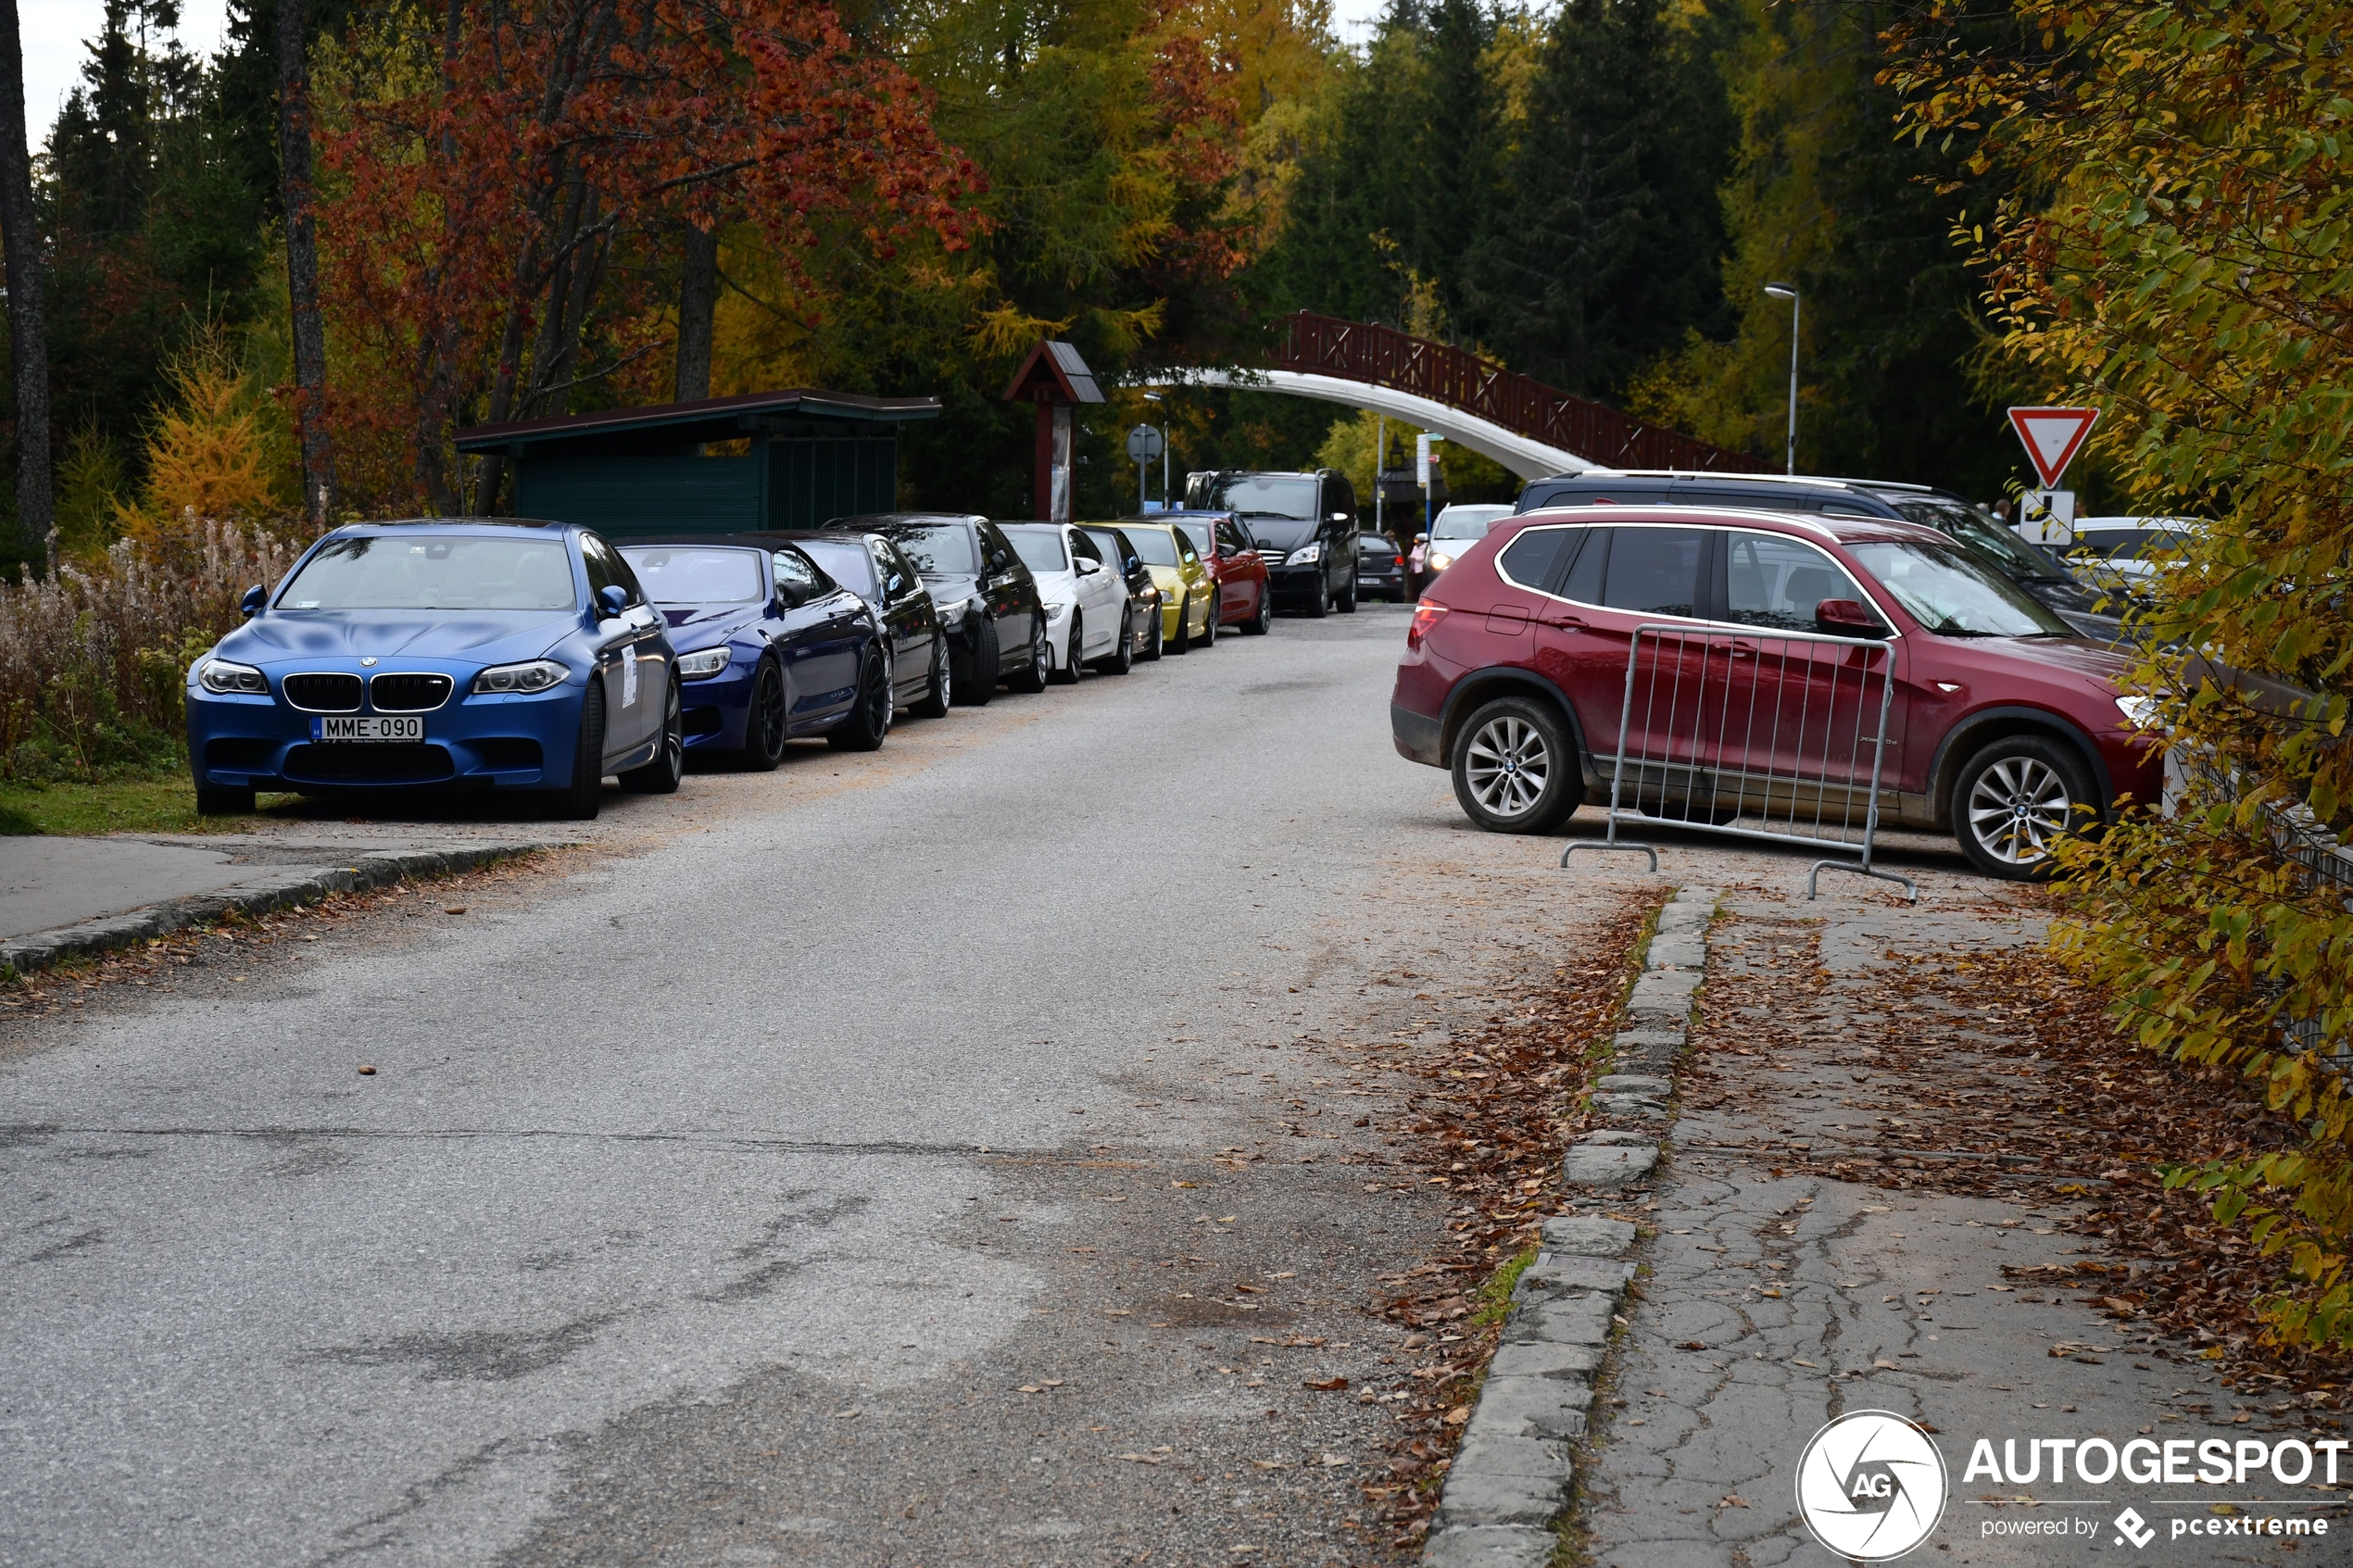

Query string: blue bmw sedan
[613,537,891,769]
[185,520,682,820]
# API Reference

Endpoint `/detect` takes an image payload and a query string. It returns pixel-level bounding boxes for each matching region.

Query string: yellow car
[1114,521,1219,653]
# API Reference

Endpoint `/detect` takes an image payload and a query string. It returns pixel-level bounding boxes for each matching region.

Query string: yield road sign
[2007,406,2099,488]
[1126,424,1164,463]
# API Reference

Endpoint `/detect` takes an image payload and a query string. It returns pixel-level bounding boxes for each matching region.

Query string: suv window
[579,533,644,605]
[1498,526,1586,594]
[1601,526,1704,617]
[1323,474,1356,521]
[1722,532,1853,631]
[1518,483,1672,512]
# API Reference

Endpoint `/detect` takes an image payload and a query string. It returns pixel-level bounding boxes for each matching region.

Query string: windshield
[1886,497,2069,581]
[1201,474,1319,520]
[877,522,977,576]
[1006,529,1068,572]
[1847,540,2073,636]
[278,534,575,611]
[617,546,762,604]
[1127,529,1179,567]
[1433,504,1514,542]
[794,539,877,597]
[1176,521,1216,555]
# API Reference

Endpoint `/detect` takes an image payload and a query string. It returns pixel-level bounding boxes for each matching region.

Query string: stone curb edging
[1422,884,1718,1567]
[0,842,560,979]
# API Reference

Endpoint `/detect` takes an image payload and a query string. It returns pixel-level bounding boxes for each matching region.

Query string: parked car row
[1394,477,2166,881]
[183,504,1324,822]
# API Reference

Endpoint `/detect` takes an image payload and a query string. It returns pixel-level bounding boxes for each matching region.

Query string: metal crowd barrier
[1563,623,1918,900]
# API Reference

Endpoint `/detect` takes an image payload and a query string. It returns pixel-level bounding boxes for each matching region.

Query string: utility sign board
[2007,406,2099,489]
[2020,488,2076,546]
[1125,424,1164,463]
[1416,432,1443,484]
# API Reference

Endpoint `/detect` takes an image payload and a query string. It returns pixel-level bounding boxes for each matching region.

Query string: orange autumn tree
[314,0,981,513]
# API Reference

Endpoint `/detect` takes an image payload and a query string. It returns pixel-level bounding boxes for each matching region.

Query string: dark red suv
[1390,507,2161,878]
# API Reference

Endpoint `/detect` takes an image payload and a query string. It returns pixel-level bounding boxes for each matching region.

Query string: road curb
[0,842,560,979]
[1422,885,1718,1566]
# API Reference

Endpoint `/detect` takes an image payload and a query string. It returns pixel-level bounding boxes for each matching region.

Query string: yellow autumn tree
[119,332,295,557]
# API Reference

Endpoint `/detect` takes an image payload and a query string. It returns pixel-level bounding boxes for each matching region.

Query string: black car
[829,512,1049,706]
[761,531,950,720]
[612,536,890,769]
[1355,531,1408,602]
[1512,470,2119,640]
[1183,468,1360,617]
[1079,524,1165,661]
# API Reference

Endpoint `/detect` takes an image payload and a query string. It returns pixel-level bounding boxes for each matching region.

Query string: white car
[1001,522,1133,682]
[1424,503,1516,578]
[2066,516,2200,595]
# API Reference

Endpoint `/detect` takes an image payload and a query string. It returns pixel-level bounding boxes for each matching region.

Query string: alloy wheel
[1965,756,2073,865]
[1463,715,1551,819]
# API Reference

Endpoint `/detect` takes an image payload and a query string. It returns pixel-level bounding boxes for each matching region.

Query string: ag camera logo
[1795,1410,1949,1561]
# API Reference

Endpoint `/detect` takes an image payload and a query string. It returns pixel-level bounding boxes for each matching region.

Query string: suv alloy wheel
[1951,734,2096,880]
[1451,696,1583,834]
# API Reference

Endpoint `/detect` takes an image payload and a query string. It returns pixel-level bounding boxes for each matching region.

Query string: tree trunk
[0,0,52,567]
[675,222,718,403]
[276,0,335,529]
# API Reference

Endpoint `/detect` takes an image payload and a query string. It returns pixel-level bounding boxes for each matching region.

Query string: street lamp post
[1764,282,1800,475]
[1143,392,1166,509]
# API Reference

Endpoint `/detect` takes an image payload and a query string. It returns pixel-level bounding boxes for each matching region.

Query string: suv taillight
[1407,601,1448,650]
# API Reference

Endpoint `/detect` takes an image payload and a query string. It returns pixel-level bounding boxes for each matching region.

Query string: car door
[1214,517,1252,620]
[976,521,1035,657]
[867,536,925,702]
[772,546,862,725]
[1322,476,1357,599]
[1713,527,1898,822]
[1065,527,1119,654]
[579,532,661,759]
[1172,528,1210,630]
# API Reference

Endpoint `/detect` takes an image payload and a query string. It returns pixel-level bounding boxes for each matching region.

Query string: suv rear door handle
[1540,612,1585,630]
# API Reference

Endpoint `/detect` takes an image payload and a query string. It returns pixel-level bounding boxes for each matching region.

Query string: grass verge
[0,776,296,835]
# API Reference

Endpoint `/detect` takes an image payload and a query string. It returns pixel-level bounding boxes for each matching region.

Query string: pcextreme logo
[1794,1410,1950,1562]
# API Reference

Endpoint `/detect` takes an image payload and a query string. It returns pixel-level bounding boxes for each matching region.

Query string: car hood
[1243,517,1319,551]
[659,602,764,650]
[226,609,580,665]
[1962,633,2135,687]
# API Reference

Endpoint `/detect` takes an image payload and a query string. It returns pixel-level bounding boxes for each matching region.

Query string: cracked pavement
[1575,889,2353,1566]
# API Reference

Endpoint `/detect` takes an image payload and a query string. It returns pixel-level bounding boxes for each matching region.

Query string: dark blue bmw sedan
[613,537,891,769]
[185,520,682,820]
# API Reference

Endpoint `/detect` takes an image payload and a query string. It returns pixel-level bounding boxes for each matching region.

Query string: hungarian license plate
[310,715,422,743]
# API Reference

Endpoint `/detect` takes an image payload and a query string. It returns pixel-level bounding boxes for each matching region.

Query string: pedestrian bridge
[1136,312,1754,482]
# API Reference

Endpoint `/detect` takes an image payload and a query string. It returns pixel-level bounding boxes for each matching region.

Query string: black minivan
[1183,469,1360,616]
[1512,470,2118,639]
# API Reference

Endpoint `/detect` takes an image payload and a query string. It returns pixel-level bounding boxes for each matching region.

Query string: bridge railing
[1275,311,1756,473]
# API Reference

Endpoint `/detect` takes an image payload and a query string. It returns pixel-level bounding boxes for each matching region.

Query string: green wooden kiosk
[453,389,939,535]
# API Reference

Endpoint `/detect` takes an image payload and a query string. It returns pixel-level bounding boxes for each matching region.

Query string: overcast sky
[26,0,1389,144]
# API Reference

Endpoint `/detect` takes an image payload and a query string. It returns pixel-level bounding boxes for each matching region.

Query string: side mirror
[1125,556,1140,574]
[239,584,266,619]
[1328,511,1349,522]
[1815,597,1887,637]
[1076,557,1101,575]
[990,548,1010,571]
[598,583,629,619]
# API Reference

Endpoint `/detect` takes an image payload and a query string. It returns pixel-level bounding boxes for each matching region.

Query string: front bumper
[1265,565,1327,602]
[187,680,588,790]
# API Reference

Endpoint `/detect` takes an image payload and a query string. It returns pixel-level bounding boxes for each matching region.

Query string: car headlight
[472,659,569,695]
[196,659,268,695]
[1428,551,1456,573]
[677,646,732,681]
[2115,695,2160,729]
[1286,542,1323,566]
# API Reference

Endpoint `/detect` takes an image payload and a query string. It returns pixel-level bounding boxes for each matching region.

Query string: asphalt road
[0,604,1644,1568]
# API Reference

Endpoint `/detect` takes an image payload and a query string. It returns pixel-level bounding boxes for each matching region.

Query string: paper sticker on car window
[622,643,638,707]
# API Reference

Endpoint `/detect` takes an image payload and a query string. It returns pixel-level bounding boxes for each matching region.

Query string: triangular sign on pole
[2007,406,2099,489]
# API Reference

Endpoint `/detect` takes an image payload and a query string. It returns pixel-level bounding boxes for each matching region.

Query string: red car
[1162,510,1274,635]
[1390,507,2161,879]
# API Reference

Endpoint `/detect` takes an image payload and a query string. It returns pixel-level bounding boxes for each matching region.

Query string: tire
[1198,595,1217,649]
[1051,612,1083,684]
[1170,596,1193,655]
[1096,607,1134,675]
[1139,603,1164,661]
[1006,617,1050,694]
[1950,734,2098,880]
[621,678,685,792]
[1337,576,1358,614]
[194,782,254,816]
[828,648,894,751]
[1304,582,1329,619]
[955,620,999,707]
[737,658,788,770]
[910,634,950,719]
[1450,696,1582,834]
[1241,586,1271,635]
[552,682,606,820]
